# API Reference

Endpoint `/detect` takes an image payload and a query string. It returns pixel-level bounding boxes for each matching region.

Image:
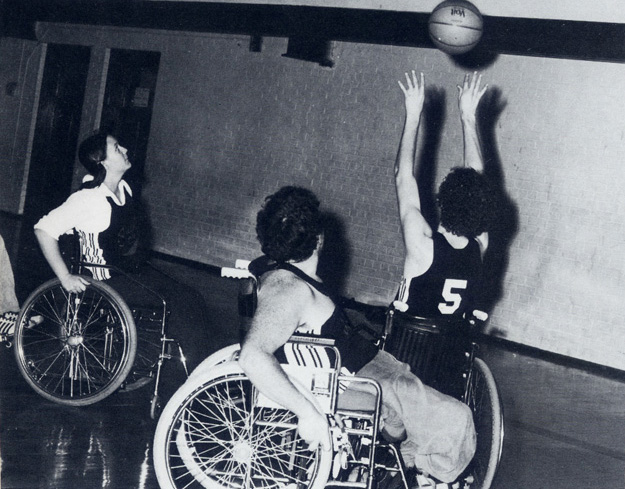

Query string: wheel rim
[15,279,135,404]
[164,373,326,489]
[465,358,503,489]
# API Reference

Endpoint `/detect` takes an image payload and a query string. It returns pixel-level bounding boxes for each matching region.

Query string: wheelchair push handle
[221,267,253,280]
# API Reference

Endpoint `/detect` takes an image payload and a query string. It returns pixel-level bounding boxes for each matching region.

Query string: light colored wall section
[478,56,625,365]
[34,23,625,370]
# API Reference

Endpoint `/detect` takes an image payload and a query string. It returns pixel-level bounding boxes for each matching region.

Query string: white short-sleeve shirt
[34,180,132,280]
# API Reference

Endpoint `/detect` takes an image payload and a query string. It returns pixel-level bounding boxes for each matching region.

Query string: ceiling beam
[5,1,625,63]
[146,0,625,24]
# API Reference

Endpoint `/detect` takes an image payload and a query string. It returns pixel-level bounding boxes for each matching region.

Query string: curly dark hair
[436,167,495,239]
[256,186,324,263]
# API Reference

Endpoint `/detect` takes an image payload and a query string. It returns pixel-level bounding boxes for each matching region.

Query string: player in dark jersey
[394,70,495,321]
[239,186,476,485]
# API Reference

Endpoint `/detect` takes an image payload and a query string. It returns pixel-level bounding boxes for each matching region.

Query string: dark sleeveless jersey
[99,192,136,267]
[397,232,483,318]
[268,262,378,374]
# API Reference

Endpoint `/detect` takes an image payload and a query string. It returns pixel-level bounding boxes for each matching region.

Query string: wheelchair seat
[337,380,379,412]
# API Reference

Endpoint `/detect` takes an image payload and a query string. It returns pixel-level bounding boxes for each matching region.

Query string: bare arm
[35,229,89,293]
[458,71,488,173]
[458,72,489,253]
[238,272,330,451]
[395,70,432,264]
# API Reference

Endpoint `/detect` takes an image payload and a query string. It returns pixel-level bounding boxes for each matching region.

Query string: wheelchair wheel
[465,358,503,489]
[153,362,332,489]
[13,277,137,406]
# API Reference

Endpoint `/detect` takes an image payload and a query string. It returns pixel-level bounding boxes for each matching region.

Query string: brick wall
[35,24,625,370]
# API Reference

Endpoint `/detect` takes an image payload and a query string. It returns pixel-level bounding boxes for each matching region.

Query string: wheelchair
[381,309,504,489]
[11,258,188,419]
[152,261,503,489]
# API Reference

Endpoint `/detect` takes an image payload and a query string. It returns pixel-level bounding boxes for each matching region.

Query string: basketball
[428,0,483,55]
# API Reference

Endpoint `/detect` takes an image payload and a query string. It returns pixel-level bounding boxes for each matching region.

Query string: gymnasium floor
[1,217,624,488]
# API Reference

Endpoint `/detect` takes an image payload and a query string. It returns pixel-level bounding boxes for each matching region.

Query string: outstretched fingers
[398,70,424,93]
[460,71,488,98]
[458,71,489,116]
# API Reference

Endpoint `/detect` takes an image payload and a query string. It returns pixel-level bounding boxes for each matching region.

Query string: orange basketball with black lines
[428,0,483,55]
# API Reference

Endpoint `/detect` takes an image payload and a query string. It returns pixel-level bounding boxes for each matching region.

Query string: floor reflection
[0,352,160,488]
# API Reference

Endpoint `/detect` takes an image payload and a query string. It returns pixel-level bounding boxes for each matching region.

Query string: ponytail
[77,130,109,189]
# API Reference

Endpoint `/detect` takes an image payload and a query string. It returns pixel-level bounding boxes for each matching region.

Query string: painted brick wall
[36,24,625,370]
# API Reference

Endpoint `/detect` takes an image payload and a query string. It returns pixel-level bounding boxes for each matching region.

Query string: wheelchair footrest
[325,482,368,488]
[130,367,156,378]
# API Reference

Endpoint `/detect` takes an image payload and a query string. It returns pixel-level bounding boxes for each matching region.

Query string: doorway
[19,43,90,280]
[100,49,160,197]
[23,43,91,226]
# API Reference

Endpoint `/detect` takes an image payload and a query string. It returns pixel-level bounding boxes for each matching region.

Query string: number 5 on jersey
[438,279,467,315]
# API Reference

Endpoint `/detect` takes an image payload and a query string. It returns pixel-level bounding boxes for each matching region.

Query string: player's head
[78,130,110,175]
[256,186,324,263]
[437,167,494,239]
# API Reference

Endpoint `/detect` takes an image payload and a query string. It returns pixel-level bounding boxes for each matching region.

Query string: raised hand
[458,71,488,120]
[398,70,425,119]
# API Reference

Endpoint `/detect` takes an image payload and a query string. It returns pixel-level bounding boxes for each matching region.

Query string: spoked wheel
[153,362,332,489]
[463,358,504,489]
[13,277,137,405]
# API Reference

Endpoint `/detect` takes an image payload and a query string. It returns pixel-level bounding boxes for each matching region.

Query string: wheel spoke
[15,278,136,405]
[160,371,329,489]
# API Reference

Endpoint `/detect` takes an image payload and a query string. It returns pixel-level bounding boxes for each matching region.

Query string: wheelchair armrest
[221,267,254,280]
[288,335,336,347]
[336,376,382,413]
[78,261,168,311]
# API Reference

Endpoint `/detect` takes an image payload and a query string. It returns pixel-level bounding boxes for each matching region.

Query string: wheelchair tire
[13,277,137,406]
[465,358,504,489]
[153,362,332,489]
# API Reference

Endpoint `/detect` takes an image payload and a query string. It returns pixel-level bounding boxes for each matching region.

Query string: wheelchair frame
[154,338,409,489]
[11,259,188,418]
[152,262,504,489]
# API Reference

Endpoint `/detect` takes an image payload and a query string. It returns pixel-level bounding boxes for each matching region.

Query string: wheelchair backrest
[256,336,342,414]
[384,309,474,399]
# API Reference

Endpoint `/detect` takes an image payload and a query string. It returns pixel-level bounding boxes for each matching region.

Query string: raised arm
[458,72,490,254]
[457,72,488,173]
[238,272,331,452]
[395,70,432,260]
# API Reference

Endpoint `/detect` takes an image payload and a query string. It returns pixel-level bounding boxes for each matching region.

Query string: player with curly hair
[255,186,325,264]
[394,70,494,321]
[239,185,476,485]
